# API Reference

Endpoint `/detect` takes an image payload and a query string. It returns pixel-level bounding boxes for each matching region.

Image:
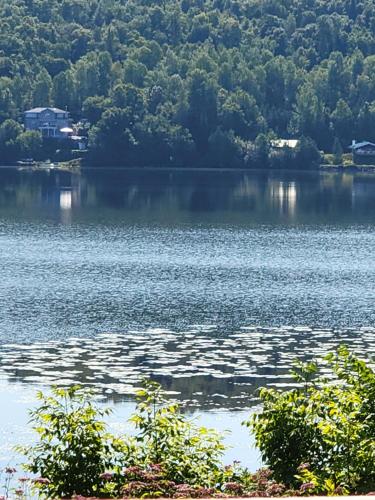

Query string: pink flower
[100,472,114,481]
[174,484,195,497]
[300,482,315,492]
[123,465,143,477]
[224,482,243,494]
[5,467,17,474]
[258,468,272,478]
[297,463,310,472]
[141,471,163,482]
[333,486,345,495]
[196,487,215,497]
[266,482,285,495]
[33,477,50,485]
[150,463,164,472]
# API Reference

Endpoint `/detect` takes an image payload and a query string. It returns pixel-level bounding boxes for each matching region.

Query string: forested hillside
[0,0,374,166]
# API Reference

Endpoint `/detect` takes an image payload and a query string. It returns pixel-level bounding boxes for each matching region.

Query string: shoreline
[1,161,375,174]
[320,163,375,172]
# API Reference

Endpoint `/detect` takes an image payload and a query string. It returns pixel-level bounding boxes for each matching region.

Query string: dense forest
[0,0,374,167]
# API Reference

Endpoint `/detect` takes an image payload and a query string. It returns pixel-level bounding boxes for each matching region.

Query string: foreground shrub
[73,464,289,498]
[18,386,131,498]
[118,464,216,498]
[18,348,374,498]
[130,380,225,486]
[245,346,375,494]
[19,381,226,498]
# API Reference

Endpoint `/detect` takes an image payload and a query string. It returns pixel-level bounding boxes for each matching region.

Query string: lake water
[0,167,374,470]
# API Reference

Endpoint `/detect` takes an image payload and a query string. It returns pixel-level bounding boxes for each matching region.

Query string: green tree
[251,133,270,168]
[19,386,130,499]
[130,380,225,485]
[332,137,343,164]
[32,69,53,106]
[75,58,100,104]
[220,90,261,139]
[52,70,76,112]
[331,99,353,146]
[187,70,218,152]
[294,136,321,168]
[82,95,111,124]
[123,60,147,87]
[110,84,145,118]
[358,102,375,142]
[89,107,137,165]
[189,14,210,43]
[206,127,243,167]
[293,83,329,149]
[97,51,113,96]
[0,119,22,163]
[0,0,375,166]
[134,114,195,166]
[0,78,15,119]
[246,347,375,492]
[16,130,43,159]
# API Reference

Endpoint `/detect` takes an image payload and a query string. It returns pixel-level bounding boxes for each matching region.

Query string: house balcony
[39,126,58,138]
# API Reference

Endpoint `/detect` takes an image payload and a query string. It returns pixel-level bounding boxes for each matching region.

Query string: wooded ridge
[0,0,374,167]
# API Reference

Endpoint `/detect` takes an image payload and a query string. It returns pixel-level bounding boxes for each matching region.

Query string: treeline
[0,0,375,167]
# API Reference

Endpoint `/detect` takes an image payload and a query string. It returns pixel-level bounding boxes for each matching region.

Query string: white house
[24,107,71,138]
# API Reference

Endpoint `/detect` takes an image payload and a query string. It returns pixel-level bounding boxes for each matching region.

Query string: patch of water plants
[5,347,374,499]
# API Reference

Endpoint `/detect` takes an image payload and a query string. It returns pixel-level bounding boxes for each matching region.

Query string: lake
[0,167,374,469]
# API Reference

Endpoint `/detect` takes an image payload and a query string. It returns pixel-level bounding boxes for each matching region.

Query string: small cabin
[24,107,71,138]
[271,139,299,149]
[349,141,375,156]
[348,141,375,164]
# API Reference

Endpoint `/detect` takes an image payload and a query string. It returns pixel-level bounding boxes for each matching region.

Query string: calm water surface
[0,167,374,468]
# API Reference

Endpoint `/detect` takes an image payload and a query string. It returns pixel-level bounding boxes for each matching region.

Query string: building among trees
[24,108,71,138]
[349,141,375,164]
[0,0,372,168]
[271,140,299,149]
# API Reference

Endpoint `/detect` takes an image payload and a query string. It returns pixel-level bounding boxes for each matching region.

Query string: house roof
[25,107,67,114]
[349,141,375,150]
[271,139,299,148]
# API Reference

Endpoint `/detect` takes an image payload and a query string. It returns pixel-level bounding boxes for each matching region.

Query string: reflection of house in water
[233,177,260,198]
[37,172,81,214]
[60,189,72,210]
[268,180,297,216]
[59,188,72,224]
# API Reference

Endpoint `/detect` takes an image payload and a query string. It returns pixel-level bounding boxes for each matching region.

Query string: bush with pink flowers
[13,348,374,498]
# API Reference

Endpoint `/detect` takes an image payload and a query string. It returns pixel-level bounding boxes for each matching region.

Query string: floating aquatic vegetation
[0,326,373,410]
